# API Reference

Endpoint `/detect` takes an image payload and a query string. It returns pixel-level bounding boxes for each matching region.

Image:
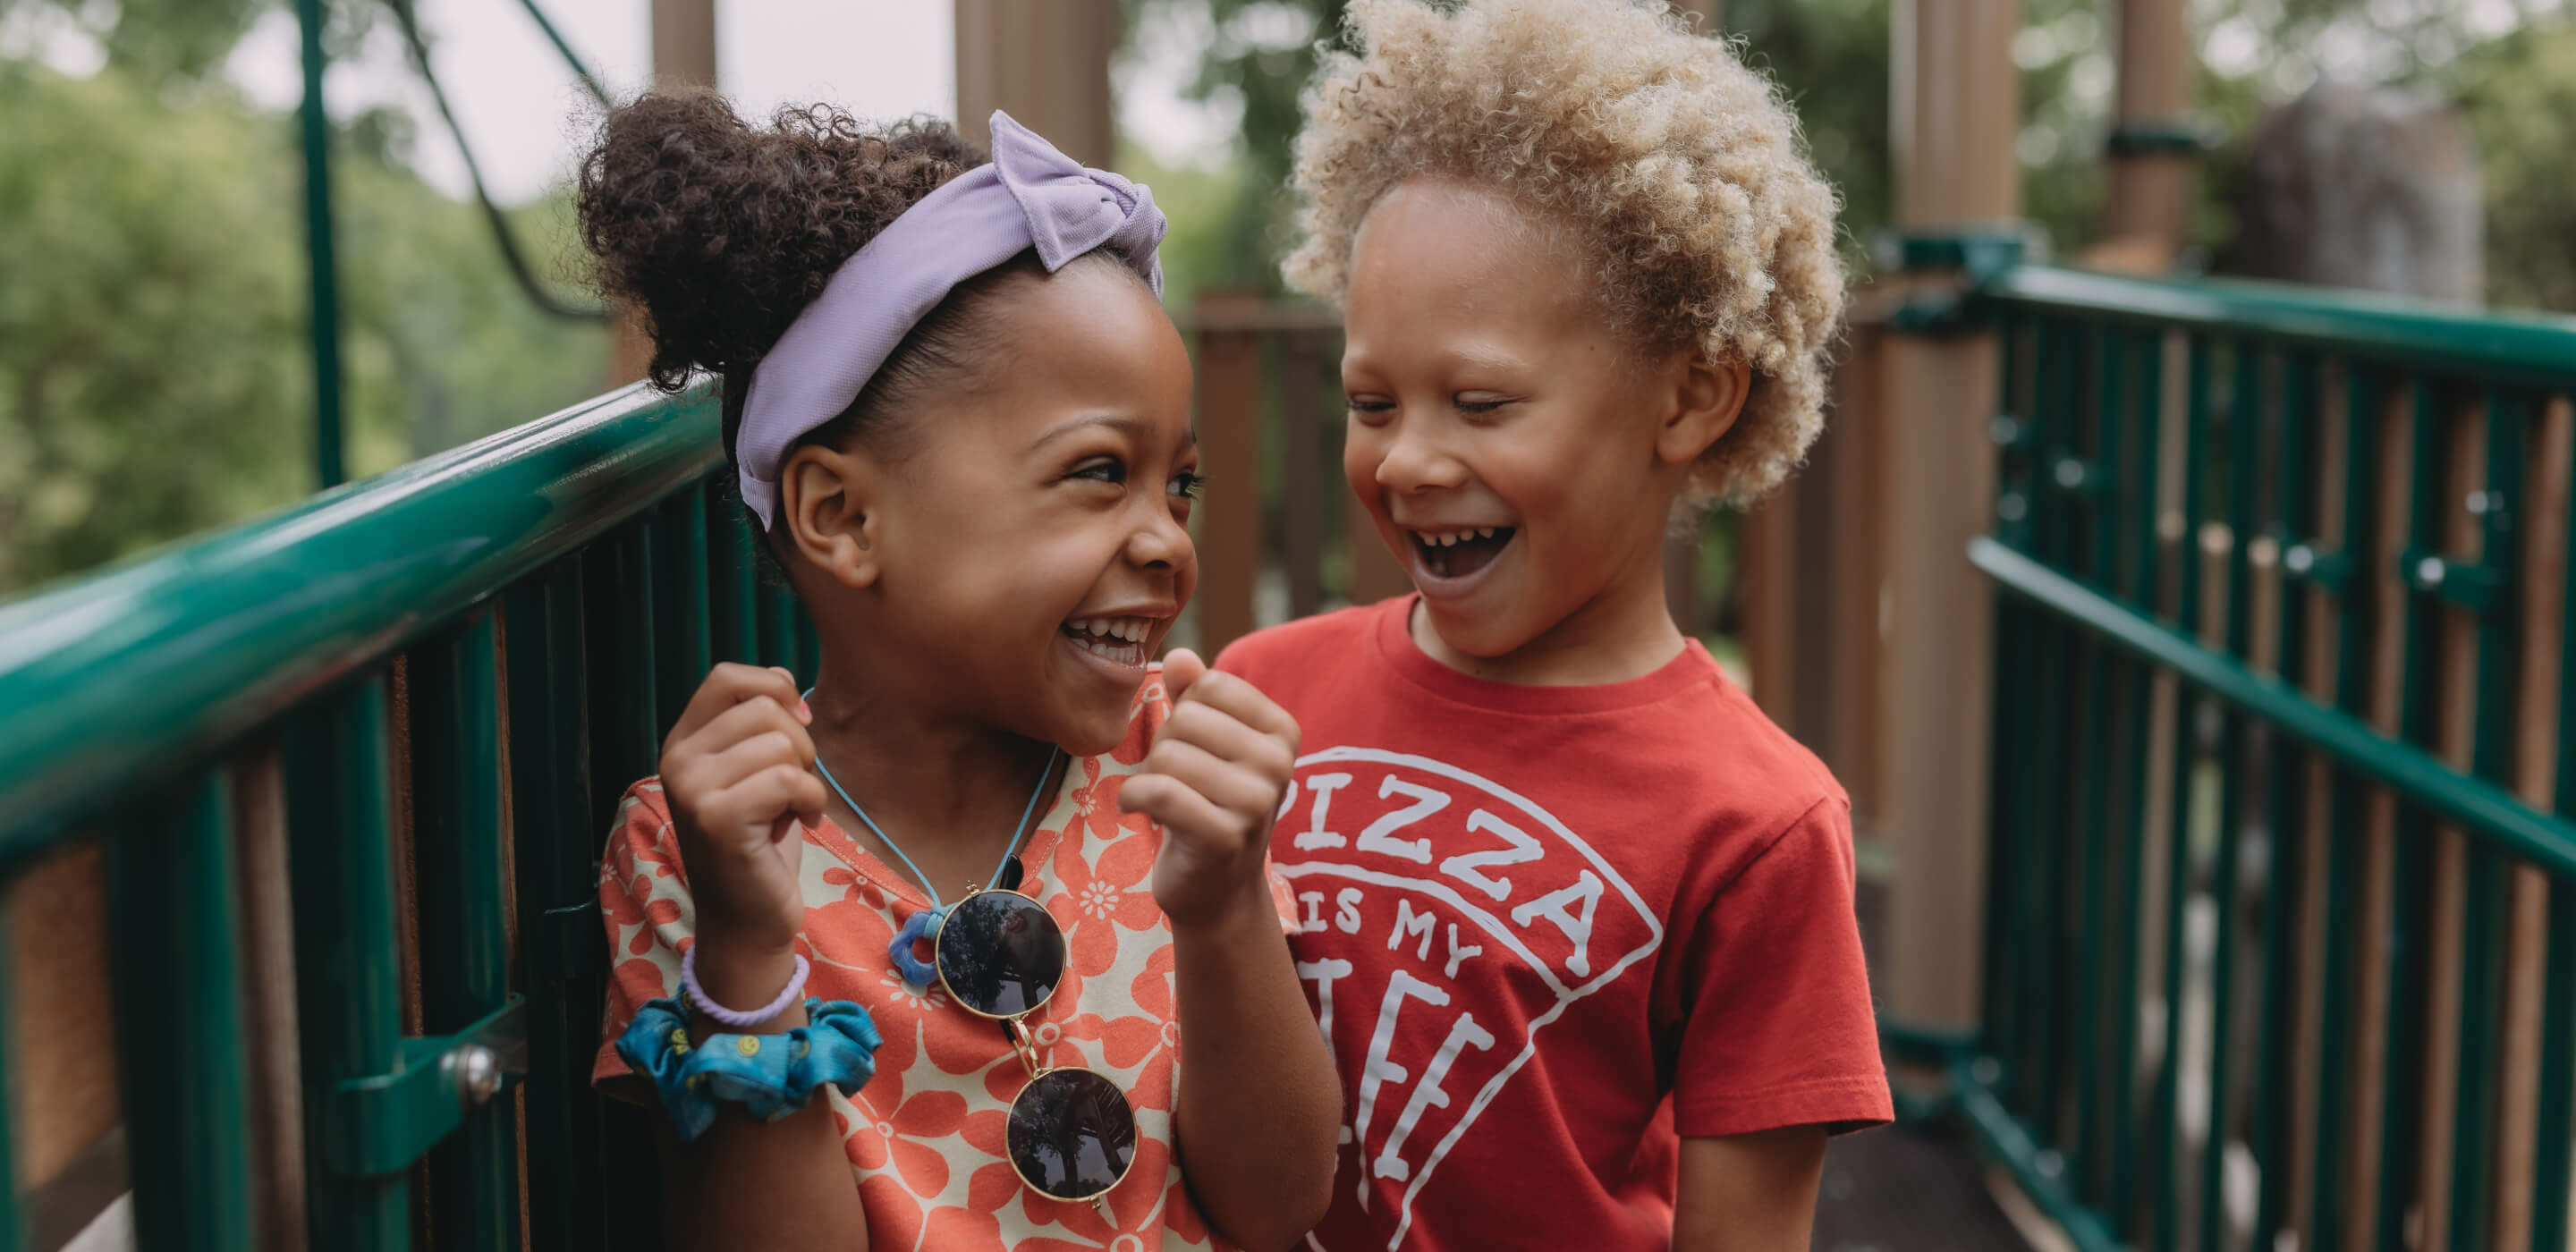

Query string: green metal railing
[0,381,805,1250]
[1919,265,2576,1251]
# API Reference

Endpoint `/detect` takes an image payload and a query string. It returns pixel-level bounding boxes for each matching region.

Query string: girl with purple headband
[576,92,1338,1249]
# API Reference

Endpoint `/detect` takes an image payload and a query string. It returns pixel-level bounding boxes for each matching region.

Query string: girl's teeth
[1475,527,1494,539]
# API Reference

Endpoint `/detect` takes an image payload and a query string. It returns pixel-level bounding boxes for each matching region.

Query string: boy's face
[1338,178,1717,673]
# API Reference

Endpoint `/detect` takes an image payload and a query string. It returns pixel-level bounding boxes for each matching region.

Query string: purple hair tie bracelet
[680,943,811,1028]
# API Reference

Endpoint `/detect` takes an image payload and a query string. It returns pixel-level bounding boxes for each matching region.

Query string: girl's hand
[1121,649,1301,929]
[658,664,826,960]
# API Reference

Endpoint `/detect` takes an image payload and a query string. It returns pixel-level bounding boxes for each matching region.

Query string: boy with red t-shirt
[1214,2,1891,1247]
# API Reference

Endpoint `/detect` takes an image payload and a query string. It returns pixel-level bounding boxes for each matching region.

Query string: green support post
[2249,352,2320,1250]
[2196,341,2264,1252]
[284,677,407,1250]
[296,0,346,489]
[106,771,258,1252]
[505,563,607,1252]
[2445,392,2528,1252]
[411,614,520,1252]
[2153,334,2213,1252]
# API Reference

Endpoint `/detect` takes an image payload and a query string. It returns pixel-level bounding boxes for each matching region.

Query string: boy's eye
[1169,470,1207,500]
[1455,395,1512,415]
[1345,395,1395,424]
[1070,458,1127,485]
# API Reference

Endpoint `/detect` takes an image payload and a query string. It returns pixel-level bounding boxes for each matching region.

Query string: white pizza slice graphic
[1274,747,1664,1249]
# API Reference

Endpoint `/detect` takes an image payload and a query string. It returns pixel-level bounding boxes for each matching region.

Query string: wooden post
[1877,0,2020,1036]
[953,0,1119,167]
[1193,293,1268,658]
[609,0,720,387]
[2089,0,2195,273]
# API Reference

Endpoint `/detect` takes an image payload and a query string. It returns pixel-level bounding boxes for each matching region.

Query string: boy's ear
[1655,351,1753,467]
[781,445,884,590]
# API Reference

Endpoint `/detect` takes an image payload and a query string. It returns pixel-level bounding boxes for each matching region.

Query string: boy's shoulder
[1208,600,1383,684]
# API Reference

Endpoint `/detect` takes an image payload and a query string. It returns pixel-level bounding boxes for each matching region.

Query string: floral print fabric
[594,671,1300,1250]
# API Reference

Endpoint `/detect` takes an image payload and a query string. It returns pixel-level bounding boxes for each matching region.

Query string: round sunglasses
[930,884,1139,1210]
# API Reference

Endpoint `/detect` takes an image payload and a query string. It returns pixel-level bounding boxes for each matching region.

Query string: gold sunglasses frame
[929,886,1140,1211]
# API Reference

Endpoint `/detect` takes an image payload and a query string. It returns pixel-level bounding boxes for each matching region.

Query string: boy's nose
[1372,428,1470,494]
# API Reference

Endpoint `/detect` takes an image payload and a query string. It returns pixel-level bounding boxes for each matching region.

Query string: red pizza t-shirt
[1216,597,1891,1251]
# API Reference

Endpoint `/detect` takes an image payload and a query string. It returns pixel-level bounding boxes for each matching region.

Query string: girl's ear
[1654,351,1753,467]
[781,445,883,590]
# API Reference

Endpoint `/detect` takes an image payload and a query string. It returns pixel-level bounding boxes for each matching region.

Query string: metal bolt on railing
[447,1044,503,1109]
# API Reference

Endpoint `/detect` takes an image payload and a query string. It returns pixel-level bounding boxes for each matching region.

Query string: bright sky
[199,0,1239,204]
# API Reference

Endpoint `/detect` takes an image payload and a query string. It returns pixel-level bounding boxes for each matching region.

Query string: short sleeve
[592,780,698,1086]
[1670,797,1892,1138]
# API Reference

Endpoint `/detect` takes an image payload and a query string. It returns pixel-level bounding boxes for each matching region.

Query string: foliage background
[3,0,2573,596]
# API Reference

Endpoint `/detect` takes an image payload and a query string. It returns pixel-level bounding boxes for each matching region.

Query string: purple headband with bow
[735,110,1166,528]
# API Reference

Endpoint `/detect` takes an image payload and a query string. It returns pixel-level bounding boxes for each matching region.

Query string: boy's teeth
[1475,527,1494,539]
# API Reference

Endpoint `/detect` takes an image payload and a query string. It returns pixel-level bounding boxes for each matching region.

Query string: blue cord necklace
[802,689,1063,987]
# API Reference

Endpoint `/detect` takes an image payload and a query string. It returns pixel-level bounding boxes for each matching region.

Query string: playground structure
[4,1,2576,1250]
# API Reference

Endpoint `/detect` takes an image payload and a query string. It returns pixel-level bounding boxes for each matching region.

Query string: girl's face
[784,260,1199,753]
[1339,178,1726,673]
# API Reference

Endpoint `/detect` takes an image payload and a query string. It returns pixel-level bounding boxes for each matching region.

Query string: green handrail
[1977,266,2576,388]
[0,381,719,862]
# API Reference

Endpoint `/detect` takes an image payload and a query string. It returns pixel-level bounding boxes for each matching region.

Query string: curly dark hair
[579,89,1095,475]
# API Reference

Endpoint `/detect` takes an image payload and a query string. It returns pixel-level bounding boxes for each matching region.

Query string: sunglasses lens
[1007,1068,1138,1201]
[936,890,1066,1018]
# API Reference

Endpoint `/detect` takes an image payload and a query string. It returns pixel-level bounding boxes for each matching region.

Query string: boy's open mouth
[1408,527,1516,581]
[1060,615,1155,668]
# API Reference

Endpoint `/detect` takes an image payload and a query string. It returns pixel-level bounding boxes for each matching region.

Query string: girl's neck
[801,661,1060,850]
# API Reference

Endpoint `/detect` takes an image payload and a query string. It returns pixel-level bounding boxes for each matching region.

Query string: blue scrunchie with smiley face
[614,997,884,1142]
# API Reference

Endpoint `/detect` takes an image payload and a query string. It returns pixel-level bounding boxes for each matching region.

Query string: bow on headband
[734,110,1167,529]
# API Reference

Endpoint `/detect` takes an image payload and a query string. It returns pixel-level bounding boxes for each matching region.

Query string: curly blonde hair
[1284,0,1845,504]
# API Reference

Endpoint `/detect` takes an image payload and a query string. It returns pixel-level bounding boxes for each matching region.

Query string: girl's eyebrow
[1029,413,1193,455]
[1028,413,1149,453]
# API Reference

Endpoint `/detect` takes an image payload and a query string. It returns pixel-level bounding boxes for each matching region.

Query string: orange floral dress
[594,669,1300,1250]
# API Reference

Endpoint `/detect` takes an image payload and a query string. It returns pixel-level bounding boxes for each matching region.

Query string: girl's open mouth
[1060,615,1155,668]
[1408,527,1516,581]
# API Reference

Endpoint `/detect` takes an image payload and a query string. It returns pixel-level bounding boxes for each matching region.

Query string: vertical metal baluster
[2535,400,2576,1252]
[504,564,605,1252]
[108,771,258,1252]
[587,526,674,1250]
[707,478,758,666]
[2109,326,2167,1241]
[2250,351,2321,1250]
[761,582,799,678]
[2153,332,2213,1252]
[587,524,661,806]
[795,613,822,689]
[2307,363,2384,1252]
[410,614,518,1251]
[284,676,407,1250]
[659,489,714,704]
[2197,341,2264,1252]
[2016,317,2076,1138]
[2373,379,2446,1252]
[1982,314,2032,1110]
[2073,324,2121,1206]
[2446,391,2528,1252]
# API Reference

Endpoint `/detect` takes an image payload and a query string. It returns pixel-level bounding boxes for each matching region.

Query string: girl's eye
[1070,458,1127,485]
[1346,395,1395,425]
[1455,395,1512,415]
[1169,470,1207,500]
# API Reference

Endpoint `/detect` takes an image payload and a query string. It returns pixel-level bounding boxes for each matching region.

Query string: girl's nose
[1126,500,1193,569]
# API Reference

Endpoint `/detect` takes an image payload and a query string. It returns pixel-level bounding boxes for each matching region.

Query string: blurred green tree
[0,61,605,592]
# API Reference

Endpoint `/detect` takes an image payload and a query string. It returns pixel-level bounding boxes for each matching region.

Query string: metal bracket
[2400,547,2506,613]
[2106,118,2216,159]
[2278,536,2353,590]
[320,995,529,1177]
